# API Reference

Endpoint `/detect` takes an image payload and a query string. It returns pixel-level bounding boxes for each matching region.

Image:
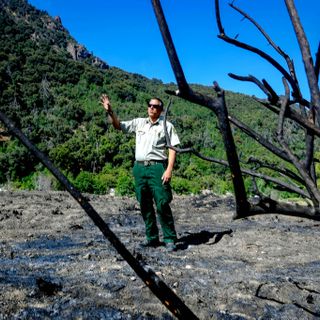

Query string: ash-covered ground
[0,191,320,319]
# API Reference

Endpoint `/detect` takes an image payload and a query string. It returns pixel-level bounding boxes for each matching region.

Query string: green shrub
[210,176,233,195]
[74,171,94,193]
[115,174,135,196]
[13,173,35,190]
[171,176,201,195]
[93,172,117,194]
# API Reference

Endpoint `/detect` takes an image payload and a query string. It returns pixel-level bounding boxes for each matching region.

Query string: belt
[135,160,166,166]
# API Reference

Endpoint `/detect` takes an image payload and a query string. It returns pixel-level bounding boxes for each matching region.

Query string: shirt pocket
[153,130,166,148]
[136,130,146,143]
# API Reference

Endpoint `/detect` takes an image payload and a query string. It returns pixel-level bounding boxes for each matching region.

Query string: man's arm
[100,94,121,130]
[162,148,176,184]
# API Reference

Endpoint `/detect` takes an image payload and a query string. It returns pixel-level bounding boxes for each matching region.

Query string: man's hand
[100,94,112,113]
[100,94,121,130]
[161,149,176,184]
[162,169,172,184]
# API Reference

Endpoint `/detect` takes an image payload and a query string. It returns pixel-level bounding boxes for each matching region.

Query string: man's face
[147,98,163,120]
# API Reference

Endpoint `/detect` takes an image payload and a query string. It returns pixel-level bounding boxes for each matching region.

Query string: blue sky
[28,0,319,98]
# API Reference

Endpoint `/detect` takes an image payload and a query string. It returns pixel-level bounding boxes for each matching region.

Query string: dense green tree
[1,0,306,197]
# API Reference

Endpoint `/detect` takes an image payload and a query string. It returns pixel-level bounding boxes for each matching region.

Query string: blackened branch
[214,0,300,98]
[261,80,279,104]
[257,100,320,137]
[277,78,320,206]
[215,0,225,35]
[163,99,309,199]
[229,2,299,84]
[285,0,320,126]
[228,73,274,100]
[163,99,228,165]
[247,157,305,185]
[228,115,290,163]
[0,110,199,320]
[241,168,309,199]
[315,42,320,81]
[151,0,189,94]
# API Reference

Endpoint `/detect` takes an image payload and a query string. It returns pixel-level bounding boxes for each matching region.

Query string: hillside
[0,0,280,196]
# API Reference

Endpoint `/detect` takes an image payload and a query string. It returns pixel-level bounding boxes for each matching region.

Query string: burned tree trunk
[151,0,249,217]
[151,0,320,220]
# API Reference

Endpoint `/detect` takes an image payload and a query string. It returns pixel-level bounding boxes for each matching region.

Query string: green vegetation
[0,0,307,197]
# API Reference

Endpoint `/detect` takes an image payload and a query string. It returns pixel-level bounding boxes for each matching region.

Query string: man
[100,94,180,252]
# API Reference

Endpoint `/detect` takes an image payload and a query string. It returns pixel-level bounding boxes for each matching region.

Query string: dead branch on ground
[0,110,199,320]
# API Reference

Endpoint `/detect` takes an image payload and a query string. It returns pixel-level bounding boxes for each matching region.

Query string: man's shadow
[176,229,233,250]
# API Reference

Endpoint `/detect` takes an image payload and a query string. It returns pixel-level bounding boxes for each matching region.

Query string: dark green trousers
[133,162,177,243]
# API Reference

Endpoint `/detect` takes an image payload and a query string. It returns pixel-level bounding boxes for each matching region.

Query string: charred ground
[0,191,320,319]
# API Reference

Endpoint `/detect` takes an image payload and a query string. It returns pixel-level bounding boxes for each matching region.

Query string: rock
[36,278,62,296]
[54,16,62,24]
[66,42,109,70]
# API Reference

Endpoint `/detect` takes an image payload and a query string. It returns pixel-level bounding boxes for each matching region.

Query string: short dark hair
[150,97,164,108]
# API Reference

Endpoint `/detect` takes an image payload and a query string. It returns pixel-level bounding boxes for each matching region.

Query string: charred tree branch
[228,73,278,103]
[285,0,320,126]
[241,168,309,199]
[304,131,316,182]
[276,79,320,206]
[214,0,300,98]
[249,196,320,220]
[258,100,320,137]
[163,101,310,199]
[151,0,189,94]
[0,110,199,320]
[230,2,298,83]
[247,157,305,186]
[315,42,320,81]
[262,80,280,103]
[152,0,249,216]
[217,37,296,93]
[227,115,290,163]
[215,0,225,36]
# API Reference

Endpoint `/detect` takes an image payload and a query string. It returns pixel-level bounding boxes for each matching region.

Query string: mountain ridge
[0,0,274,196]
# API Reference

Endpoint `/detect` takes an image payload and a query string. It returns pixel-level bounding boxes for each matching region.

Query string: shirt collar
[146,117,161,125]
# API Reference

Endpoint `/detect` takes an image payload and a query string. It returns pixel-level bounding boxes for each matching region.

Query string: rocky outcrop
[3,0,109,71]
[66,42,78,61]
[54,15,62,24]
[66,42,109,70]
[92,56,109,70]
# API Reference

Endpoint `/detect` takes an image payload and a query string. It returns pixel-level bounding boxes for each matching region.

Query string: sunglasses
[148,103,162,109]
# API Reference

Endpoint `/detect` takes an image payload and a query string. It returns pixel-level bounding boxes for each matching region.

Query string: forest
[0,0,316,199]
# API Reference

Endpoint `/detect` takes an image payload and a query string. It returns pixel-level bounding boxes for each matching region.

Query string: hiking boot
[138,239,161,248]
[165,242,177,252]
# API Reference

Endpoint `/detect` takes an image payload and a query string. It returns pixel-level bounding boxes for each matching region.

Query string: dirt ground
[0,190,320,319]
